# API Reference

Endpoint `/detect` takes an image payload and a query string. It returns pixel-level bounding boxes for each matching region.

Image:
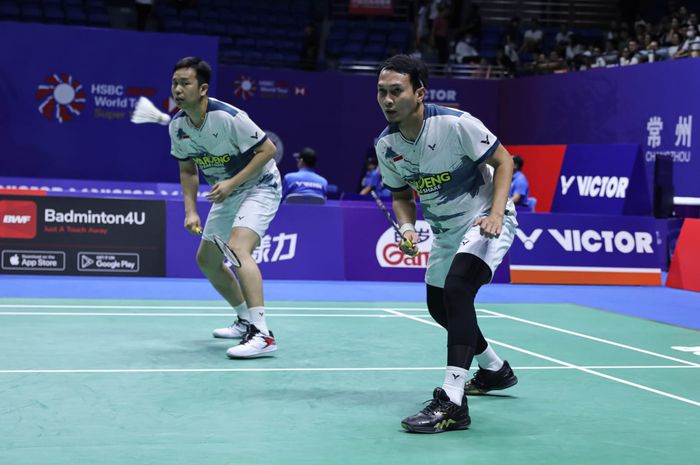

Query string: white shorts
[425,214,518,288]
[203,181,281,242]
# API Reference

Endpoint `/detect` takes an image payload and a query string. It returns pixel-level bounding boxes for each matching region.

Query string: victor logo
[560,175,629,198]
[517,228,654,254]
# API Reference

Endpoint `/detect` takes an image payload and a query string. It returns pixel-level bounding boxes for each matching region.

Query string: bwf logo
[0,200,37,239]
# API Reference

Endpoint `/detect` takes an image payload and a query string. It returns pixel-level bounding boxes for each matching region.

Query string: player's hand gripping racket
[195,227,242,268]
[369,190,418,257]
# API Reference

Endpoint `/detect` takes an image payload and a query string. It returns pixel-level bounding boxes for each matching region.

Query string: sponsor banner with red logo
[511,213,661,285]
[348,0,393,15]
[0,195,165,276]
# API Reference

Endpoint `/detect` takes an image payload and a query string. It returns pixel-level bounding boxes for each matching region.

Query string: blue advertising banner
[0,22,217,183]
[216,65,500,194]
[511,213,661,285]
[551,144,651,215]
[499,59,700,198]
[166,200,346,280]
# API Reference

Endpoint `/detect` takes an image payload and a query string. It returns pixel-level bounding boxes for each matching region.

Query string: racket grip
[194,226,203,235]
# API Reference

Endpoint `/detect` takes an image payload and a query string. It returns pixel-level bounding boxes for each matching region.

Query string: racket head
[212,234,242,268]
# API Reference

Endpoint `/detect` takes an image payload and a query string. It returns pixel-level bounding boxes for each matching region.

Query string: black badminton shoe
[401,388,471,434]
[464,360,518,395]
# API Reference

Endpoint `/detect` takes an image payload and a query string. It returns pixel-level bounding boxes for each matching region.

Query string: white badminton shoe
[212,318,250,339]
[226,325,277,358]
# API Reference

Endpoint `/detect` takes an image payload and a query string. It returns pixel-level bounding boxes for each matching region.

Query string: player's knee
[196,248,220,275]
[443,274,478,307]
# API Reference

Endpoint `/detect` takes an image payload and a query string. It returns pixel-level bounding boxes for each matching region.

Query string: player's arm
[475,144,514,238]
[392,188,419,254]
[206,138,277,203]
[179,159,202,234]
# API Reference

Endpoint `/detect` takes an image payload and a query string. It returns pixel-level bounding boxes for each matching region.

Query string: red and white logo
[0,200,37,239]
[375,220,433,268]
[233,76,256,100]
[36,73,86,123]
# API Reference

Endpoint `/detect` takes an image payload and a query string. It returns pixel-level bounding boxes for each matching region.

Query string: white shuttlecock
[131,96,171,126]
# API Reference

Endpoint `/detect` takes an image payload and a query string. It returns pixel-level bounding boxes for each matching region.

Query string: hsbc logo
[516,228,654,254]
[0,201,37,239]
[560,176,629,198]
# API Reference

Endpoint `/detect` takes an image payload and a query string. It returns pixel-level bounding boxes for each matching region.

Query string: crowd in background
[409,1,700,76]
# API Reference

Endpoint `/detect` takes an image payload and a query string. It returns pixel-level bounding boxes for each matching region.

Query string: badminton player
[374,55,519,433]
[169,57,280,358]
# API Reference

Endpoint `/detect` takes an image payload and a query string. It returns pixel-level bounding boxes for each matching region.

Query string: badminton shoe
[212,318,250,339]
[464,360,518,395]
[401,388,471,434]
[226,325,277,358]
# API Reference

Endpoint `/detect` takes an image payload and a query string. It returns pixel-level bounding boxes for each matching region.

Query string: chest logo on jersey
[176,128,190,140]
[408,172,452,194]
[191,154,232,169]
[385,146,404,162]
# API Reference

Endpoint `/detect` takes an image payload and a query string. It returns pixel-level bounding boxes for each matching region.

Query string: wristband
[399,223,416,235]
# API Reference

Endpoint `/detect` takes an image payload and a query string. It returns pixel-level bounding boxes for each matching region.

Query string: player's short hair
[513,155,524,170]
[378,54,429,92]
[173,57,211,86]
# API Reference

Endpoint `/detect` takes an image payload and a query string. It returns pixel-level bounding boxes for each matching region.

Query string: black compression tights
[426,253,491,369]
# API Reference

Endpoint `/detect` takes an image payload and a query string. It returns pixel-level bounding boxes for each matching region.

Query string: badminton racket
[369,190,418,256]
[195,227,241,268]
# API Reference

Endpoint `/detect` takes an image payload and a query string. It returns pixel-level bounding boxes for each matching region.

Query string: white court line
[476,308,700,368]
[0,311,501,318]
[383,308,700,408]
[0,365,697,375]
[0,304,438,312]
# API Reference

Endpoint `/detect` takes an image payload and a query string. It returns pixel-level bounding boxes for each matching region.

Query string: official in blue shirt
[359,157,390,198]
[282,147,328,201]
[510,155,532,210]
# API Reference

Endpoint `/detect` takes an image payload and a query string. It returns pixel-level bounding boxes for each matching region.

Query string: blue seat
[21,3,43,22]
[65,6,87,24]
[0,2,20,19]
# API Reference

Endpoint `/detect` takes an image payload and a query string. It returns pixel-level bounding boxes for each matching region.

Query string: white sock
[442,366,468,405]
[247,306,270,335]
[233,302,250,322]
[475,345,504,371]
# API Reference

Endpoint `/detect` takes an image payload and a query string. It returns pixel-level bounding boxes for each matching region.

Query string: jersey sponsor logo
[376,220,433,268]
[176,128,190,140]
[560,175,629,198]
[480,134,490,145]
[36,73,86,123]
[408,172,452,195]
[428,143,436,151]
[192,154,232,169]
[0,200,37,239]
[251,131,259,139]
[516,228,654,254]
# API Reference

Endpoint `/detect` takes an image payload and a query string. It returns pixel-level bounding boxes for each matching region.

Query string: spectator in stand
[555,23,572,47]
[644,40,661,62]
[668,31,683,57]
[505,16,523,48]
[455,32,479,63]
[431,5,451,63]
[520,18,543,53]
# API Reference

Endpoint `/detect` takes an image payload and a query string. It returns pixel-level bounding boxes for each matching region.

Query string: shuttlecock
[131,96,171,126]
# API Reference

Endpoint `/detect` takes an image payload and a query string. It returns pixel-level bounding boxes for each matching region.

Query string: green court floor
[0,298,698,465]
